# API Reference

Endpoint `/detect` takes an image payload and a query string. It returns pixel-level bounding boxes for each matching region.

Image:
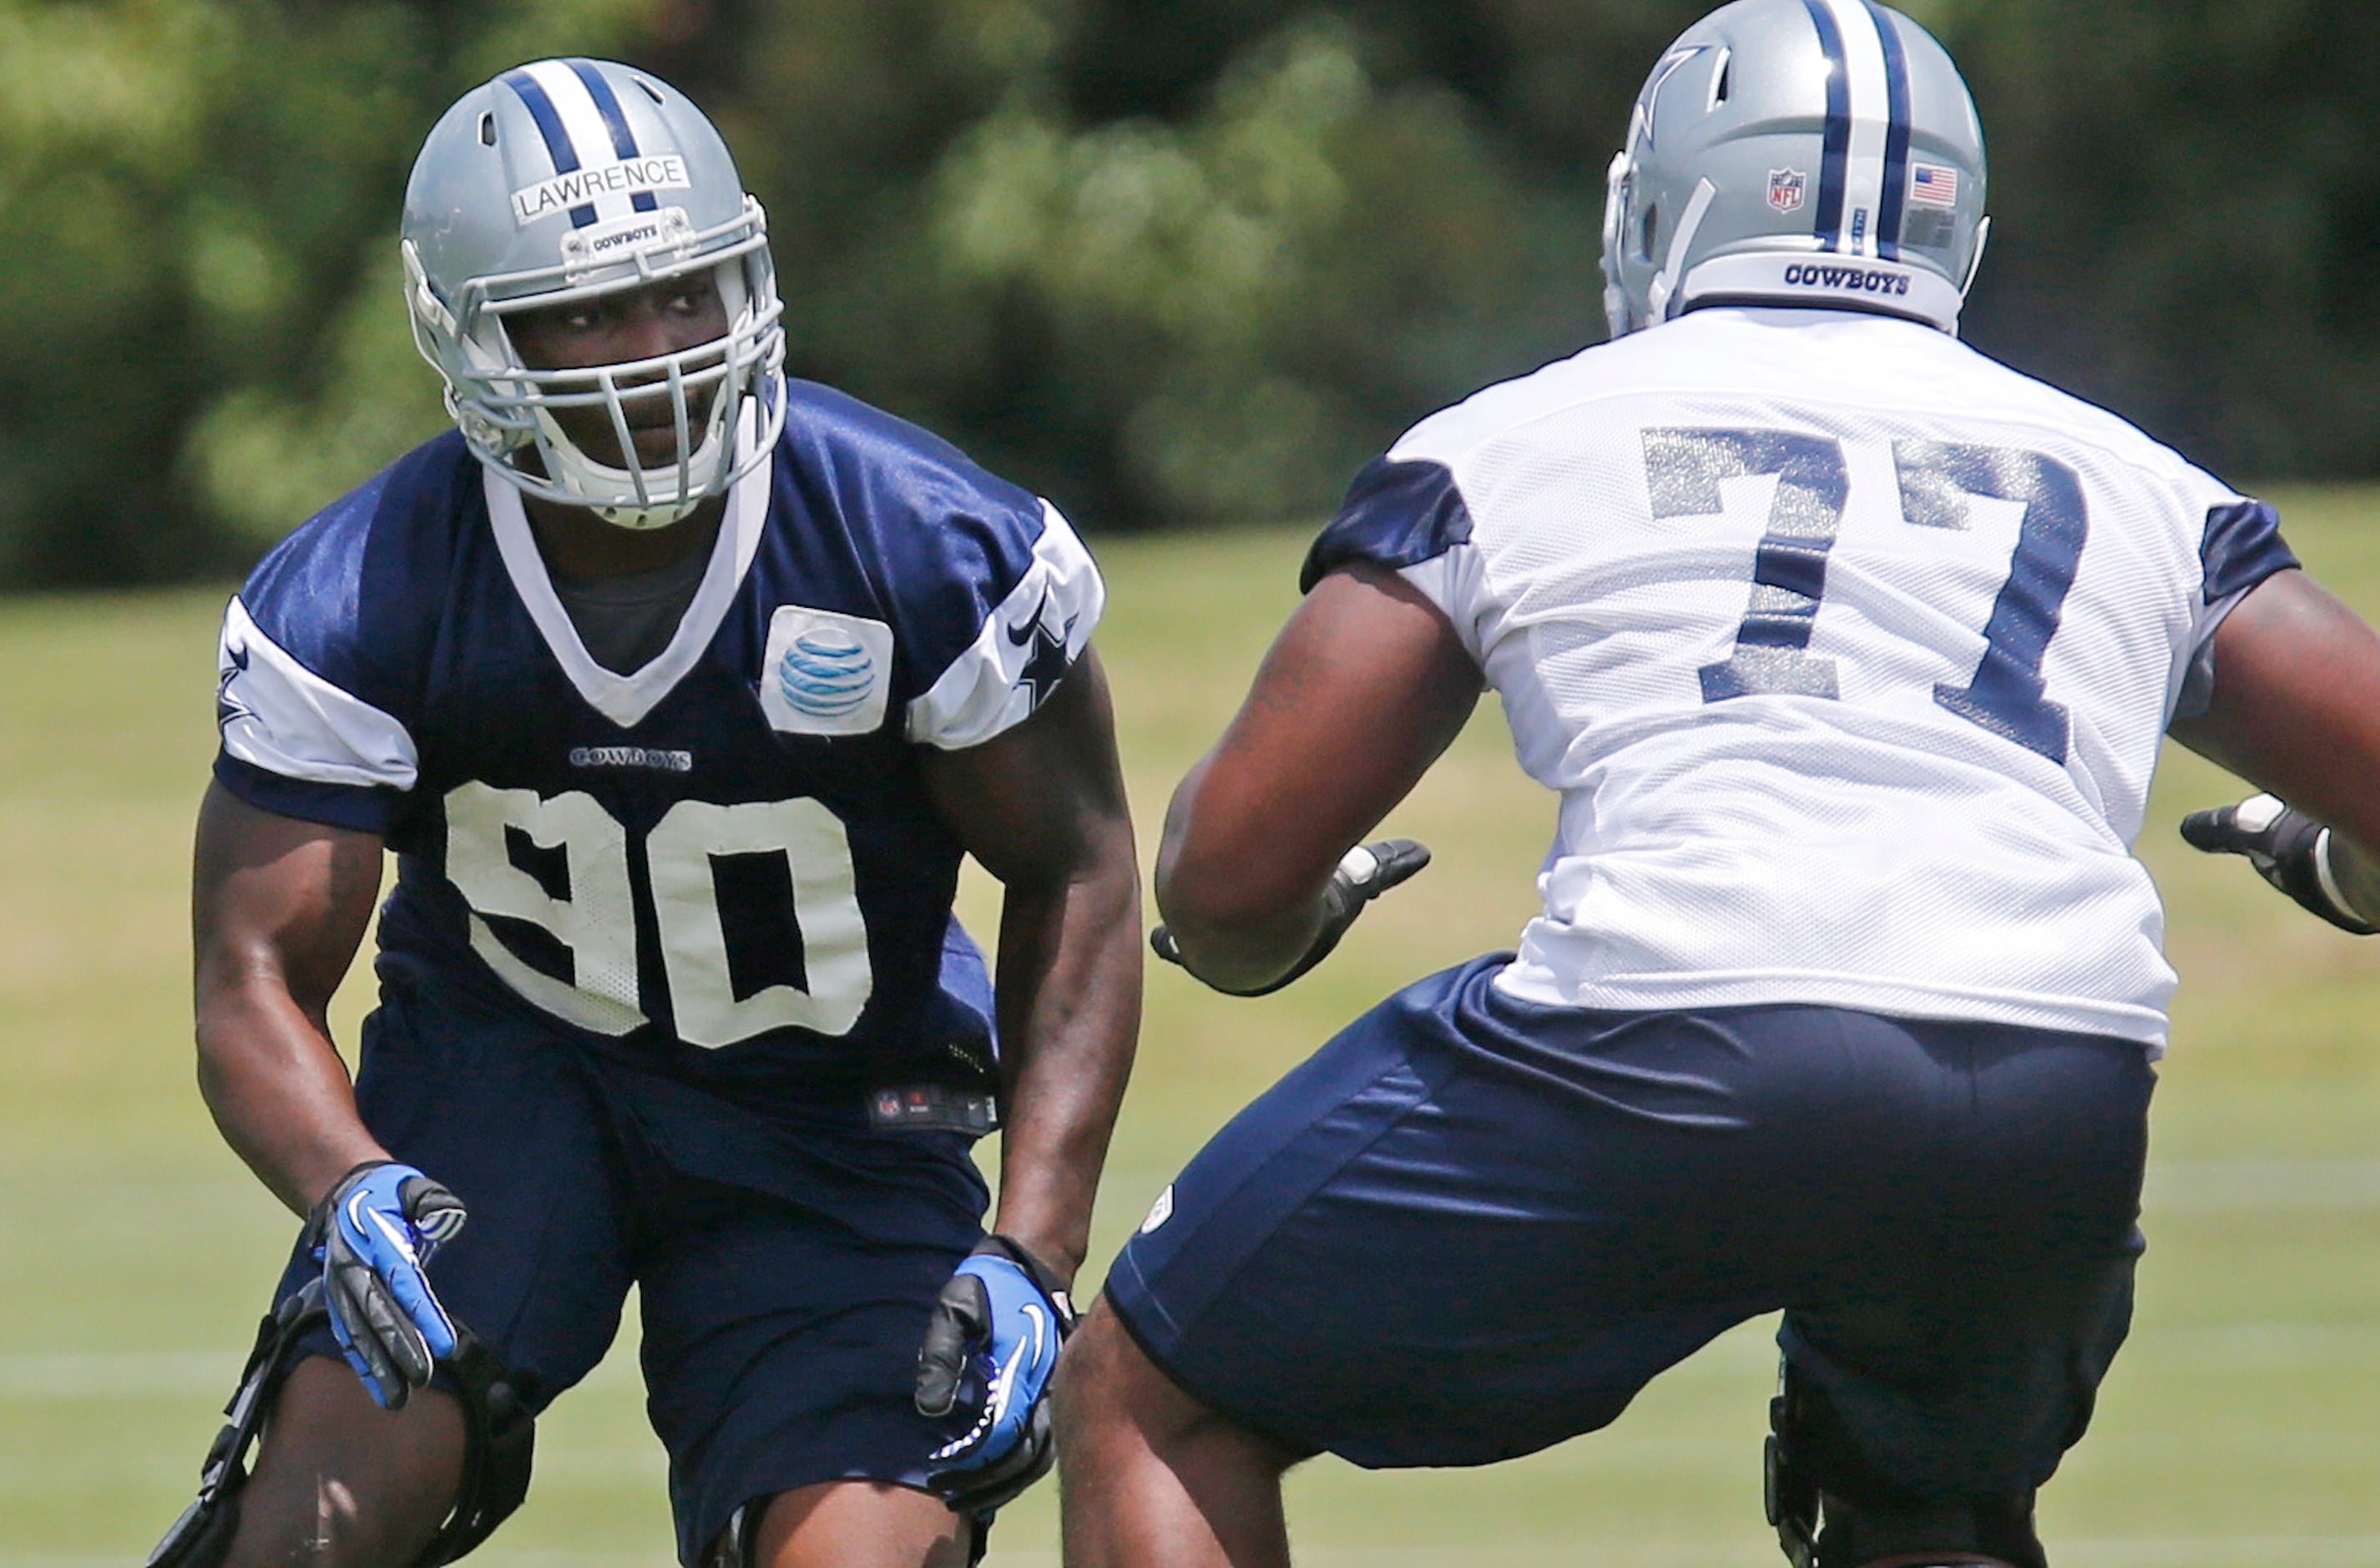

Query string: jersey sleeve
[215,598,419,832]
[1298,454,1486,662]
[2170,486,2299,721]
[902,498,1105,750]
[210,461,441,834]
[770,382,1108,750]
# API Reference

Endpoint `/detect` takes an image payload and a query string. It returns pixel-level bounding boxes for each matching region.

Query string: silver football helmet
[1600,0,1988,338]
[401,59,785,529]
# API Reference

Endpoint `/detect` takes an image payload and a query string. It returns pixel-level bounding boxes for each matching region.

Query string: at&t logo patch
[782,630,873,719]
[760,606,895,736]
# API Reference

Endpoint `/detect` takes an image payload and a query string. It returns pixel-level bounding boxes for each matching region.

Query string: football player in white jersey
[1055,3,2380,1566]
[148,60,1140,1568]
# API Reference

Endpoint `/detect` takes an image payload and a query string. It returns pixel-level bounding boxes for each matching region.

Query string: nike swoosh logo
[1006,593,1051,648]
[927,1297,1053,1463]
[358,1200,423,1266]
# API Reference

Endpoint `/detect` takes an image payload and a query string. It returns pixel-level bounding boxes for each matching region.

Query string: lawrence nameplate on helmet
[511,154,690,225]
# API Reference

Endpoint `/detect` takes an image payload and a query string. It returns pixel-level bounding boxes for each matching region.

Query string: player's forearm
[986,848,1143,1282]
[1154,763,1337,993]
[191,787,390,1214]
[196,982,389,1217]
[1154,883,1333,994]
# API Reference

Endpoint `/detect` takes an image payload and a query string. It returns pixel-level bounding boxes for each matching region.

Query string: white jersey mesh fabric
[1385,307,2276,1050]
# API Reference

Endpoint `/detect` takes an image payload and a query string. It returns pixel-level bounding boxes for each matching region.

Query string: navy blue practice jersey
[213,381,1103,1094]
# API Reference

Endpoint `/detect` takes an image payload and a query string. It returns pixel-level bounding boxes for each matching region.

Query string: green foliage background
[5,0,2377,587]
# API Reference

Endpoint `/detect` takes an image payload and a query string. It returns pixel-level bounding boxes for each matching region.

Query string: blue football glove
[306,1161,467,1411]
[913,1235,1077,1515]
[1151,838,1433,997]
[2180,794,2380,935]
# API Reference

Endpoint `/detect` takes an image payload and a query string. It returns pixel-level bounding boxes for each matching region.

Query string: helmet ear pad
[1599,0,1989,338]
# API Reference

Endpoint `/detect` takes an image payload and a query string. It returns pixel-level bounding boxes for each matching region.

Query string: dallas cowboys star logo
[216,639,254,731]
[1631,43,1712,153]
[1005,593,1074,710]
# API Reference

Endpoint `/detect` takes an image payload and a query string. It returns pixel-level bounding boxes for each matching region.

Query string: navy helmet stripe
[1802,0,1852,250]
[502,68,599,228]
[563,60,659,215]
[503,69,581,174]
[566,59,640,159]
[1863,0,1913,261]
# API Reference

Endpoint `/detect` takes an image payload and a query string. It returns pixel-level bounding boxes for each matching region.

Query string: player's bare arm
[920,646,1141,1284]
[907,646,1138,1523]
[1155,564,1480,994]
[2170,569,2380,923]
[192,781,391,1216]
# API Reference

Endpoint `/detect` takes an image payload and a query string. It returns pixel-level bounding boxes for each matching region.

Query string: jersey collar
[484,403,775,729]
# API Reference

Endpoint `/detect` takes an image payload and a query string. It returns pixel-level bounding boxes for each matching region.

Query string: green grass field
[8,497,2380,1565]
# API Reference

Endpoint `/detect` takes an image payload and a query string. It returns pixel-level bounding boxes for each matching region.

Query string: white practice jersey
[1306,307,2298,1050]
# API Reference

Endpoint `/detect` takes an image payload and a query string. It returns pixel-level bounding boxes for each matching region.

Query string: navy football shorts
[269,973,988,1564]
[1105,953,2152,1500]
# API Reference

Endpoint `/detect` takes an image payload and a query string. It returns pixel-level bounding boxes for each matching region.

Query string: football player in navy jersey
[1058,5,2380,1568]
[152,59,1139,1568]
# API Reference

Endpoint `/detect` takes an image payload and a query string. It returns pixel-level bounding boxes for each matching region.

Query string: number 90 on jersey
[443,781,874,1049]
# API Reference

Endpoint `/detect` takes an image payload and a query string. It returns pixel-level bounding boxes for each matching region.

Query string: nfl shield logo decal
[1767,169,1807,214]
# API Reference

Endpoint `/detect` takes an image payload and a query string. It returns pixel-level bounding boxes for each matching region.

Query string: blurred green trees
[3,0,2372,587]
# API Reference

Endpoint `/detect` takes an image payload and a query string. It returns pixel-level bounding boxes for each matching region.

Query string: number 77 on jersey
[1650,427,2085,764]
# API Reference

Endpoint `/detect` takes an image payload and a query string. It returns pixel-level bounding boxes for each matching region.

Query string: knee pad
[1765,1356,1823,1568]
[1764,1356,2045,1568]
[147,1281,535,1568]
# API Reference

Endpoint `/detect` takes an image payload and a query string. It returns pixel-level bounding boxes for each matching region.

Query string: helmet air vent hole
[478,113,496,145]
[1711,52,1731,106]
[635,78,665,104]
[1636,205,1659,266]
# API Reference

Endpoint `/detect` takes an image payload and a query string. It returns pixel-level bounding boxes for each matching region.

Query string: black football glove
[2180,794,2378,935]
[1151,838,1432,996]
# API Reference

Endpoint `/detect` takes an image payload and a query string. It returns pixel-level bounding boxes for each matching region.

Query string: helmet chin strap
[1646,178,1719,326]
[1600,150,1636,339]
[533,415,721,530]
[1960,215,1992,298]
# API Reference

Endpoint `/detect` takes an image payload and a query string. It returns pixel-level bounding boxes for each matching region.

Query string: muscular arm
[2170,569,2380,918]
[1156,563,1483,994]
[192,781,392,1217]
[921,648,1140,1283]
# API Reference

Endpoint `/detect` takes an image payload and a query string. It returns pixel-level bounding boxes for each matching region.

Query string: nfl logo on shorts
[1767,169,1806,214]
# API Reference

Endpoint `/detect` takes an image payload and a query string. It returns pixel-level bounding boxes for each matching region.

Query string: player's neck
[522,493,728,584]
